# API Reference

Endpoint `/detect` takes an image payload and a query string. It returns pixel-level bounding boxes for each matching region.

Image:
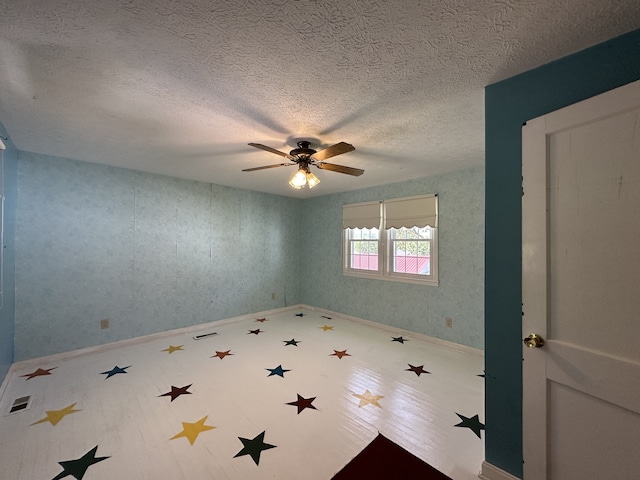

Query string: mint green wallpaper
[15,152,304,361]
[300,166,484,349]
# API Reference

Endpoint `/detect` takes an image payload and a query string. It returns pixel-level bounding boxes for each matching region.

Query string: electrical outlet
[445,317,453,328]
[271,293,275,300]
[100,319,109,329]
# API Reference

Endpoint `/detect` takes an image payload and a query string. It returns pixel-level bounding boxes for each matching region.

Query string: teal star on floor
[391,336,408,344]
[233,431,277,465]
[266,365,290,377]
[454,413,485,438]
[51,445,109,480]
[283,338,300,346]
[100,365,130,379]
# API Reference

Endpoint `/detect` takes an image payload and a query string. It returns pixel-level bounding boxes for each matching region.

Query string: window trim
[342,194,438,286]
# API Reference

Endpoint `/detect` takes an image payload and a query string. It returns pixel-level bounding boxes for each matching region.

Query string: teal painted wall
[485,28,640,477]
[301,166,485,349]
[0,124,17,384]
[15,152,304,360]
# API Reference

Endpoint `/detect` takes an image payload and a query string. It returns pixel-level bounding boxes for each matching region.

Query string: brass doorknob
[523,333,545,348]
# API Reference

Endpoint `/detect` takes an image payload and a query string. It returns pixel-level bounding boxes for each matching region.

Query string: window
[343,195,438,285]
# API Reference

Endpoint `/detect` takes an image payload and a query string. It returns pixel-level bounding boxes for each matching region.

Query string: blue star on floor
[265,365,290,378]
[100,365,130,379]
[233,431,277,465]
[454,413,485,438]
[51,445,109,480]
[283,338,300,346]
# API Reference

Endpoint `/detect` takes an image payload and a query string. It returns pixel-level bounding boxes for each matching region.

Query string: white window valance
[342,201,381,229]
[383,194,437,229]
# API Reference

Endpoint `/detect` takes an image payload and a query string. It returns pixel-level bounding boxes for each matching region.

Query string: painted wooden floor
[0,307,484,480]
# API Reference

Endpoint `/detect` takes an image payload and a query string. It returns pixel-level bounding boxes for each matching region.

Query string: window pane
[390,227,431,276]
[347,228,379,272]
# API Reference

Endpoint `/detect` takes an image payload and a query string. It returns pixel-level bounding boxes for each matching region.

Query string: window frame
[343,194,438,286]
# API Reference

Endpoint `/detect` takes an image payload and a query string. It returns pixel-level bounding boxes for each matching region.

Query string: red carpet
[332,433,452,479]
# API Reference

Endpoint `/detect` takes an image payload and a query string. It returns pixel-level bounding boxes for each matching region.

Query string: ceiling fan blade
[248,143,293,159]
[312,142,355,161]
[242,163,293,172]
[316,162,364,176]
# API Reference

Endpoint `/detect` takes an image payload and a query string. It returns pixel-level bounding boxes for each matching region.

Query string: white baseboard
[479,462,521,480]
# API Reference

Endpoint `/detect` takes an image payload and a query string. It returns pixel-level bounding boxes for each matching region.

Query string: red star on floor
[211,350,234,359]
[21,367,56,380]
[330,349,351,359]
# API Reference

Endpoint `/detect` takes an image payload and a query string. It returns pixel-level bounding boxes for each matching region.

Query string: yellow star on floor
[170,416,216,445]
[162,345,184,354]
[352,390,384,408]
[30,403,81,426]
[321,325,334,331]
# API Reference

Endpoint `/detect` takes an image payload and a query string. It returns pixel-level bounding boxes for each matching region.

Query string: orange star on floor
[352,390,384,408]
[321,325,334,331]
[211,350,234,360]
[170,416,216,445]
[162,345,184,354]
[31,403,81,426]
[21,367,56,380]
[330,349,351,359]
[255,317,268,322]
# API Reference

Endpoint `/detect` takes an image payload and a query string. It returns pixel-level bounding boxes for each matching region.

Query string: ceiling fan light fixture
[289,168,308,189]
[306,171,320,188]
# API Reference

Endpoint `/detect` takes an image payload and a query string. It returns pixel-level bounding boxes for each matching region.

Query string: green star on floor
[100,365,130,379]
[266,365,290,378]
[283,338,300,346]
[454,413,485,438]
[233,431,277,465]
[51,445,109,480]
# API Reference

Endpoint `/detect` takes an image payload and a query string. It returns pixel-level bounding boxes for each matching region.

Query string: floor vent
[6,395,32,416]
[193,332,217,340]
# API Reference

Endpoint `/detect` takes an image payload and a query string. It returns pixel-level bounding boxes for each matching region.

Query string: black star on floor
[454,413,485,438]
[405,364,430,376]
[266,365,290,378]
[100,365,130,379]
[295,312,305,317]
[159,384,192,402]
[248,329,263,335]
[286,394,317,414]
[233,431,277,465]
[391,336,408,344]
[283,338,300,346]
[51,445,109,480]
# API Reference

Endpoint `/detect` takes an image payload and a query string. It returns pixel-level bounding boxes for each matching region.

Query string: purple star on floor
[286,394,317,414]
[248,329,263,335]
[454,413,485,438]
[391,336,408,344]
[233,431,277,465]
[51,445,109,480]
[159,384,192,402]
[283,338,300,346]
[405,364,430,376]
[266,365,290,378]
[100,365,130,379]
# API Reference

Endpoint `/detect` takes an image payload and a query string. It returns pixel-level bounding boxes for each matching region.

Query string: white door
[522,79,640,479]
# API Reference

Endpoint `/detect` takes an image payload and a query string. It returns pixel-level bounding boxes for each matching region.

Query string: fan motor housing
[290,141,316,157]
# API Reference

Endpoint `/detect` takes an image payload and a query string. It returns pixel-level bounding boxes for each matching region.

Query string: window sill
[343,270,439,287]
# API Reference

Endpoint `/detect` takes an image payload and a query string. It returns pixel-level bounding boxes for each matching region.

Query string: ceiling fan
[243,140,363,189]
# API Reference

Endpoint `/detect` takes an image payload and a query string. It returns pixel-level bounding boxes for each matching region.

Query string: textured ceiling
[1,1,639,197]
